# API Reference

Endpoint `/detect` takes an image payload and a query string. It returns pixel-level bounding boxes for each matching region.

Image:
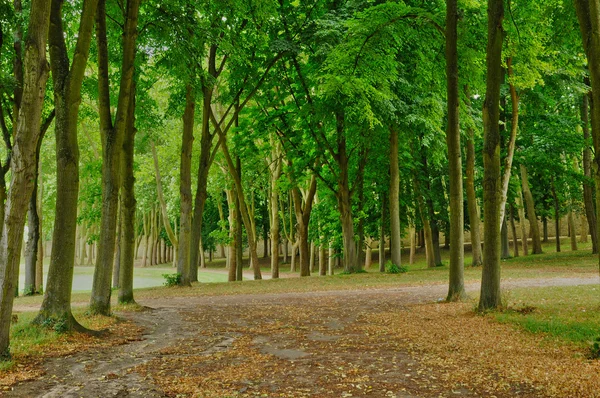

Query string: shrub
[162,273,182,287]
[385,260,407,274]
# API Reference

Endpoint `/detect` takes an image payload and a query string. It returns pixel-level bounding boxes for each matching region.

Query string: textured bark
[379,198,385,272]
[498,58,520,225]
[90,0,140,315]
[176,85,195,287]
[389,127,402,269]
[520,165,543,254]
[510,204,519,257]
[445,0,465,301]
[25,128,48,295]
[575,0,600,272]
[569,211,578,251]
[36,0,98,329]
[581,94,598,252]
[515,178,529,255]
[501,217,510,259]
[0,0,51,357]
[292,174,317,277]
[319,245,326,276]
[479,0,504,311]
[414,177,435,268]
[269,140,282,278]
[551,180,561,253]
[213,114,262,280]
[118,82,136,304]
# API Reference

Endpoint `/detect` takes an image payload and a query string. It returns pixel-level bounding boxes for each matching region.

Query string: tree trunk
[227,189,238,282]
[520,164,543,254]
[319,245,326,276]
[409,226,416,265]
[515,178,529,255]
[581,94,598,252]
[176,85,195,287]
[445,0,465,300]
[310,242,316,272]
[569,210,578,251]
[551,180,561,253]
[270,161,280,278]
[543,217,549,243]
[510,204,519,258]
[291,174,317,277]
[575,0,600,272]
[414,181,435,268]
[465,93,483,266]
[118,80,136,304]
[478,0,504,311]
[501,217,510,259]
[25,135,45,295]
[90,0,140,316]
[379,198,385,272]
[328,244,334,276]
[581,213,588,243]
[0,0,52,356]
[389,127,402,269]
[112,208,121,288]
[189,83,215,284]
[35,0,98,331]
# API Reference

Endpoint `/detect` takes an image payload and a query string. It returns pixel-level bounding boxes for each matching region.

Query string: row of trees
[0,0,599,357]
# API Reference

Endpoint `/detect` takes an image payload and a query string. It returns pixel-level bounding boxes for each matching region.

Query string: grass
[494,284,600,348]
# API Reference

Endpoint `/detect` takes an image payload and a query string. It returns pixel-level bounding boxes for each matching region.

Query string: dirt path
[5,276,600,397]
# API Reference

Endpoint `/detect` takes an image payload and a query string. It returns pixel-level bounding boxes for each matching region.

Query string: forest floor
[2,273,600,397]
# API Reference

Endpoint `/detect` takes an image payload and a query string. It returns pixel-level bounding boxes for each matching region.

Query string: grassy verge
[493,284,600,352]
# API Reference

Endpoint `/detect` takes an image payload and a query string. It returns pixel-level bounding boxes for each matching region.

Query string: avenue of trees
[0,0,599,357]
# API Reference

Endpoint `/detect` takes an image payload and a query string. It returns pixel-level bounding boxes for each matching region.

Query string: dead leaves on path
[135,294,600,397]
[0,315,143,389]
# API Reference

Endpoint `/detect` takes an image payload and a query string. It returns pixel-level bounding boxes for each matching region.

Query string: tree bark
[389,127,402,269]
[520,164,543,254]
[292,174,317,277]
[479,0,505,311]
[445,0,465,301]
[575,0,600,273]
[501,217,510,259]
[510,204,519,257]
[0,0,51,357]
[90,0,140,316]
[515,177,529,255]
[36,0,98,330]
[581,94,598,252]
[176,85,195,287]
[118,80,136,304]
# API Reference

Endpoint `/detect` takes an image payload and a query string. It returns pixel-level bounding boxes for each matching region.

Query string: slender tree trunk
[36,0,98,330]
[118,81,136,304]
[501,217,510,259]
[520,164,543,254]
[328,244,334,276]
[414,180,436,268]
[569,210,578,251]
[479,0,505,311]
[445,0,465,300]
[465,93,483,266]
[551,180,561,253]
[291,174,317,277]
[379,198,385,272]
[25,134,45,295]
[510,204,519,258]
[227,188,237,282]
[90,0,140,315]
[581,95,598,252]
[515,178,529,255]
[176,85,195,287]
[389,127,402,269]
[112,207,121,288]
[310,242,316,272]
[270,163,280,278]
[409,225,416,265]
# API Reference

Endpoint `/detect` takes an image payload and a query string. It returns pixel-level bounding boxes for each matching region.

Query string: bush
[162,273,182,287]
[385,260,407,274]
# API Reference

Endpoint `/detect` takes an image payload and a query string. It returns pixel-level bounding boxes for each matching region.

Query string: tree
[35,0,99,329]
[479,0,505,311]
[90,0,141,315]
[445,0,466,301]
[0,0,51,357]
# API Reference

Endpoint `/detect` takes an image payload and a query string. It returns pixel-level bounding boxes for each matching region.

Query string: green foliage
[385,260,407,274]
[39,316,69,334]
[162,273,182,287]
